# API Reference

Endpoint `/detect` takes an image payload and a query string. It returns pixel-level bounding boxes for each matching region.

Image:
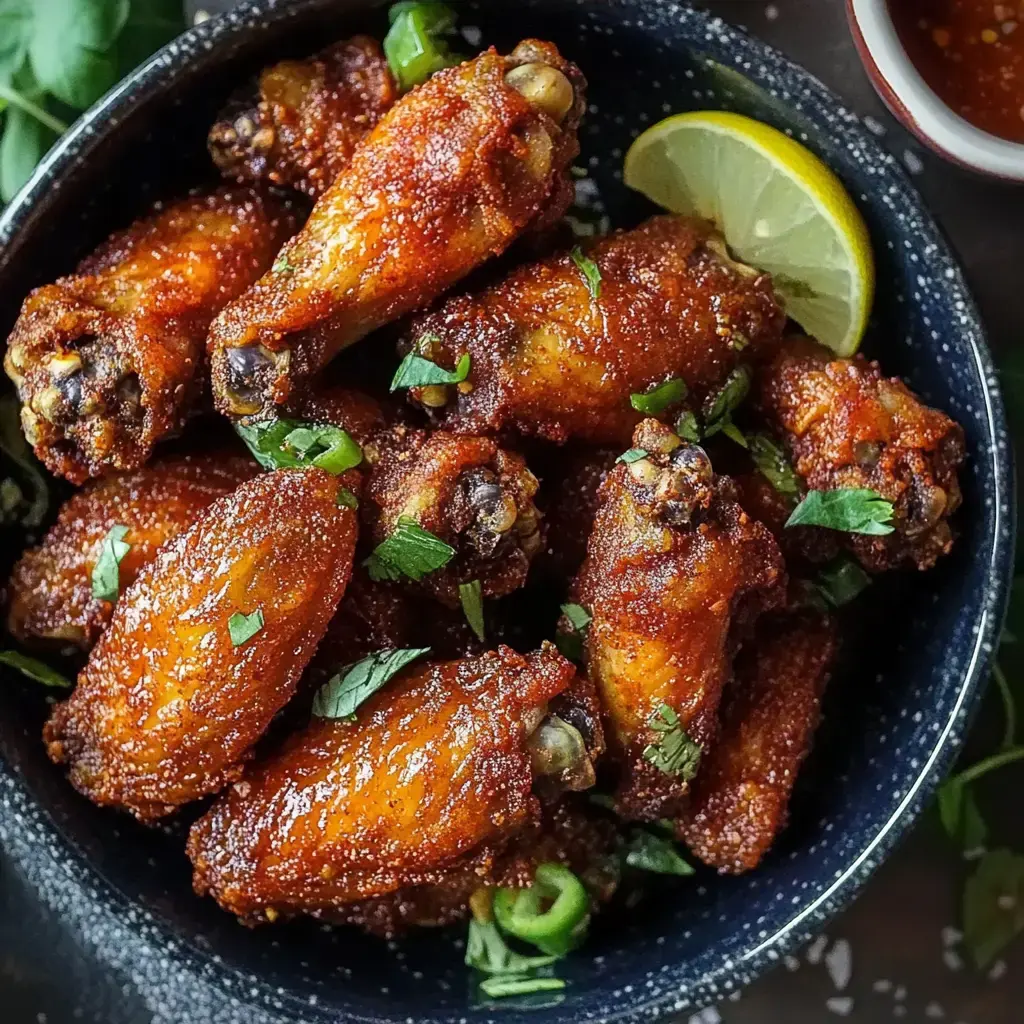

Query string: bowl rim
[0,0,1015,1021]
[847,0,1024,179]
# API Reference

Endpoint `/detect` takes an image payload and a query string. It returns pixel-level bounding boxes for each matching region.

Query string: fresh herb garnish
[480,977,566,999]
[616,448,648,465]
[963,849,1024,969]
[90,524,131,603]
[630,378,687,416]
[642,703,701,780]
[749,432,800,496]
[0,395,48,527]
[624,829,695,876]
[702,365,752,440]
[675,410,701,443]
[336,486,359,509]
[273,255,297,273]
[555,603,591,663]
[235,419,362,475]
[459,579,486,642]
[570,246,602,300]
[383,1,461,91]
[228,609,264,647]
[390,351,470,392]
[937,779,987,852]
[561,603,591,632]
[786,488,895,536]
[465,918,559,976]
[814,556,871,608]
[364,516,456,582]
[311,647,430,720]
[0,650,72,689]
[720,420,748,448]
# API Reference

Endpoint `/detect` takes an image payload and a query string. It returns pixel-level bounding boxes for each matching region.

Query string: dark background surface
[2,1,1022,1021]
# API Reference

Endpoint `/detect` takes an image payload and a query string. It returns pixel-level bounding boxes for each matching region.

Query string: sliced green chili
[492,862,591,956]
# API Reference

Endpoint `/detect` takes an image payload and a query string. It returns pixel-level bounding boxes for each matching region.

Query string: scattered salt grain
[894,985,907,1001]
[903,149,925,175]
[461,25,483,47]
[943,949,965,972]
[873,979,893,993]
[765,4,780,21]
[825,939,853,991]
[988,959,1007,981]
[806,934,829,965]
[863,115,887,136]
[784,955,801,972]
[925,1003,946,1019]
[826,996,854,1016]
[941,926,963,948]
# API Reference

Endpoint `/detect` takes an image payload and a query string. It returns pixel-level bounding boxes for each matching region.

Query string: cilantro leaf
[786,488,895,535]
[630,379,687,416]
[560,603,591,632]
[749,432,800,497]
[0,650,72,689]
[272,255,296,273]
[336,486,359,509]
[365,516,455,582]
[675,410,701,443]
[465,918,559,976]
[235,419,362,475]
[642,703,701,780]
[963,849,1024,969]
[570,246,601,299]
[702,365,752,437]
[555,603,591,663]
[616,448,648,464]
[814,556,871,608]
[459,579,486,642]
[312,647,430,720]
[624,829,695,876]
[228,609,264,647]
[90,524,131,602]
[390,351,470,392]
[937,779,988,852]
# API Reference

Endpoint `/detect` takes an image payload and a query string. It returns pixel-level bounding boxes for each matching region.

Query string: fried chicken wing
[401,216,785,444]
[208,41,586,418]
[364,427,543,606]
[757,335,965,571]
[43,467,358,821]
[297,382,390,446]
[7,452,257,651]
[208,36,397,198]
[572,419,785,821]
[676,604,837,873]
[187,644,597,924]
[4,188,298,483]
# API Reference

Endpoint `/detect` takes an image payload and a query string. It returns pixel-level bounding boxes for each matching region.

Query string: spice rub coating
[403,216,785,444]
[209,36,397,198]
[187,645,578,924]
[43,468,358,821]
[757,335,965,571]
[573,419,785,821]
[7,453,257,651]
[208,41,587,418]
[4,188,297,483]
[677,604,837,873]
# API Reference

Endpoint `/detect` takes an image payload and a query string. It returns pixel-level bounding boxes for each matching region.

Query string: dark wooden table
[2,1,1022,1021]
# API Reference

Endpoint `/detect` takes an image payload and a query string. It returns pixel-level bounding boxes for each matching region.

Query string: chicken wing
[7,452,257,651]
[4,188,297,483]
[572,419,785,821]
[676,603,837,873]
[43,467,358,821]
[757,335,965,571]
[187,644,597,924]
[401,216,785,444]
[208,36,397,198]
[208,41,586,418]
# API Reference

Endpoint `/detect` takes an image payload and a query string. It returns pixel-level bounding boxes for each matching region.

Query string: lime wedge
[624,111,874,356]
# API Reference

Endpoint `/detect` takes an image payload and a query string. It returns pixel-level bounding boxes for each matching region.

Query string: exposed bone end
[20,405,41,445]
[527,714,596,792]
[704,233,760,279]
[221,344,283,416]
[418,384,450,408]
[506,63,575,123]
[627,419,715,527]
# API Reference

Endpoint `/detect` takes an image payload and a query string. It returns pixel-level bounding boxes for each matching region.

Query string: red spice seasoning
[889,0,1024,142]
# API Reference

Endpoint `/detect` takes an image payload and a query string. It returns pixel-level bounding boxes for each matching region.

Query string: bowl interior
[0,1,1010,1022]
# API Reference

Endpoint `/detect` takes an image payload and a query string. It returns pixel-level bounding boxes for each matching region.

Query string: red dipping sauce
[889,0,1024,142]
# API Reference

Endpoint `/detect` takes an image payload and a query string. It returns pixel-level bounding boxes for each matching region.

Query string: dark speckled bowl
[0,2,1013,1022]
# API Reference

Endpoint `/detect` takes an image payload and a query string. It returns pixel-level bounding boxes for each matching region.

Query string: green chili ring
[493,862,591,956]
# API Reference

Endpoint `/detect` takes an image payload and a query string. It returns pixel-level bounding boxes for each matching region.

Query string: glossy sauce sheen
[891,0,1024,142]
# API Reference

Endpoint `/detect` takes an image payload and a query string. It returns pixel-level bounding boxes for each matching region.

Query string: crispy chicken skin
[572,419,786,821]
[4,188,297,484]
[208,36,397,199]
[43,468,359,821]
[7,453,257,651]
[677,604,837,873]
[402,216,785,444]
[187,644,589,924]
[364,427,543,606]
[757,335,965,571]
[208,41,587,419]
[297,382,390,447]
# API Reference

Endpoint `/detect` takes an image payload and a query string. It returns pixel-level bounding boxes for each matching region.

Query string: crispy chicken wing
[297,382,391,446]
[4,188,297,483]
[208,41,586,418]
[572,419,786,821]
[401,216,785,444]
[677,603,837,873]
[7,452,256,651]
[43,468,358,821]
[208,36,397,198]
[757,335,965,571]
[187,644,597,924]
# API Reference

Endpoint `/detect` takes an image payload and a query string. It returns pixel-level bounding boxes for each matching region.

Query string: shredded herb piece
[786,488,895,536]
[235,419,362,475]
[390,351,470,392]
[459,580,486,642]
[555,603,591,663]
[702,365,752,438]
[814,556,871,607]
[465,918,559,976]
[365,516,455,582]
[312,647,430,720]
[336,487,359,510]
[570,246,602,299]
[630,378,687,415]
[720,420,748,448]
[90,524,131,603]
[616,448,648,464]
[749,432,800,496]
[642,703,701,780]
[0,651,72,689]
[624,829,695,876]
[675,410,701,443]
[228,609,264,647]
[480,976,566,999]
[383,1,461,91]
[272,255,296,273]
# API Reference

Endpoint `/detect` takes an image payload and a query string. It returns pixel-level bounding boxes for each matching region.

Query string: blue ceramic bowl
[0,2,1013,1022]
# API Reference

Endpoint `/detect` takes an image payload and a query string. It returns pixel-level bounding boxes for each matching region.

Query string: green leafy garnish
[555,602,591,663]
[311,647,430,720]
[272,255,296,273]
[0,650,72,689]
[459,579,486,642]
[465,918,559,976]
[937,779,988,851]
[814,556,871,608]
[383,1,461,91]
[228,609,264,647]
[616,448,648,465]
[786,488,895,536]
[570,246,602,299]
[963,849,1024,969]
[364,516,455,582]
[480,977,566,999]
[234,419,362,475]
[720,420,748,448]
[90,524,131,603]
[561,603,591,632]
[702,365,752,439]
[675,410,701,443]
[336,486,359,509]
[630,378,687,415]
[390,351,470,392]
[624,829,695,876]
[0,395,48,527]
[748,432,800,496]
[642,703,701,780]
